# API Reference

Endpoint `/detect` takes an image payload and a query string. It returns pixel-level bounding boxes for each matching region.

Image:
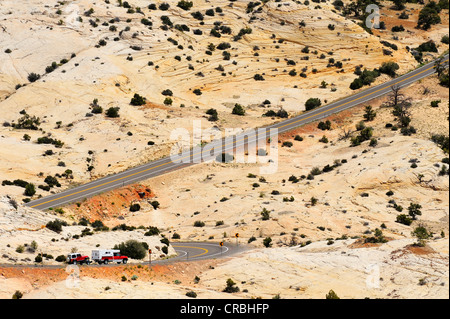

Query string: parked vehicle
[67,253,90,265]
[91,249,128,265]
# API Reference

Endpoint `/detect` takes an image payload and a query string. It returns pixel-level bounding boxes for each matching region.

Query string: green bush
[194,221,205,227]
[305,98,322,111]
[326,290,340,299]
[396,214,412,226]
[46,219,68,233]
[378,61,399,77]
[129,203,141,212]
[105,107,120,118]
[130,93,146,106]
[261,208,270,220]
[177,0,193,10]
[27,73,41,83]
[223,278,240,293]
[417,4,441,30]
[114,240,147,259]
[13,114,41,130]
[263,237,272,248]
[145,226,160,236]
[24,183,36,196]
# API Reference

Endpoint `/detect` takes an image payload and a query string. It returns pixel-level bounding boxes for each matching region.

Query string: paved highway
[0,242,244,268]
[26,54,448,211]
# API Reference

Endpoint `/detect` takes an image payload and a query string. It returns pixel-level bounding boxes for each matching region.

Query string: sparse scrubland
[0,0,448,299]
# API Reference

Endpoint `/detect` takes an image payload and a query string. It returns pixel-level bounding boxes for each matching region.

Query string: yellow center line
[172,245,209,258]
[30,58,448,209]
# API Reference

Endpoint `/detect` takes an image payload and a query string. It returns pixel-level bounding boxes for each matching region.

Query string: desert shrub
[417,4,442,30]
[130,93,146,106]
[326,290,340,299]
[159,2,170,10]
[55,255,66,262]
[431,100,441,108]
[160,237,170,246]
[391,25,405,32]
[105,107,120,118]
[194,221,205,227]
[186,291,197,298]
[177,0,193,10]
[44,175,60,188]
[263,237,272,248]
[144,226,160,236]
[261,208,270,220]
[396,214,412,226]
[193,89,202,96]
[254,74,265,81]
[412,225,432,247]
[114,240,146,259]
[223,279,240,293]
[416,40,438,53]
[318,120,332,130]
[263,109,288,118]
[378,61,399,77]
[24,183,36,196]
[442,34,450,44]
[232,104,245,116]
[305,98,321,111]
[12,291,23,299]
[46,219,68,233]
[13,114,41,130]
[431,134,449,153]
[191,11,204,20]
[27,73,40,83]
[37,136,64,148]
[163,97,173,106]
[129,203,141,212]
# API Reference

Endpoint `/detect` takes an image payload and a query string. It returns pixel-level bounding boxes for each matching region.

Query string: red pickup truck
[67,253,91,265]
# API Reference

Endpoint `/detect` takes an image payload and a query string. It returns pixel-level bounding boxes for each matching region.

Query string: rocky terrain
[0,0,448,299]
[1,0,448,201]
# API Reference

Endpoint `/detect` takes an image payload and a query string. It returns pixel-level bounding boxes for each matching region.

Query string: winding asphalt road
[0,242,244,268]
[26,54,449,211]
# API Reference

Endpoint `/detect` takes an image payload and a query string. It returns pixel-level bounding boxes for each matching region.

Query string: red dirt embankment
[66,184,155,222]
[0,259,221,290]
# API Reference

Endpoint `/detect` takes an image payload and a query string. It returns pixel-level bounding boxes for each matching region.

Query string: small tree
[363,105,376,121]
[408,203,422,220]
[412,225,432,247]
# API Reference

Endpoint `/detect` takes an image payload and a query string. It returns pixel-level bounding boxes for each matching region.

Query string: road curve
[0,242,244,268]
[26,54,449,211]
